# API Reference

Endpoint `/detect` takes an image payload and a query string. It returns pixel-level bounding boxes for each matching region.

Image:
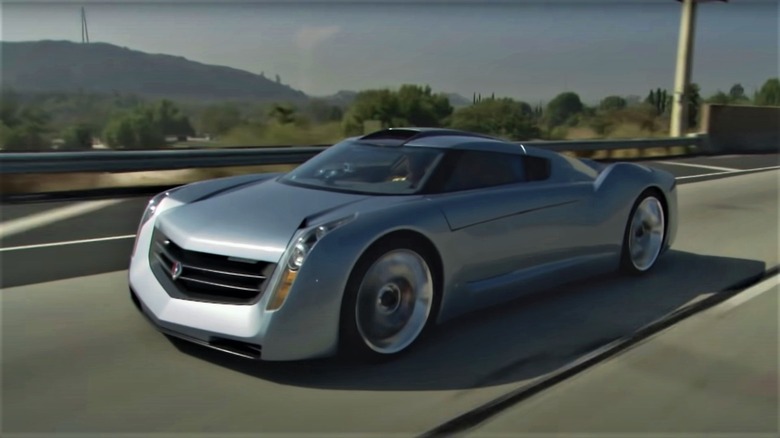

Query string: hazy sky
[2,1,777,103]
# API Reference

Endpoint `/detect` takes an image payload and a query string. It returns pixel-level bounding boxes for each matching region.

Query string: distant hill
[1,40,308,103]
[319,90,358,107]
[446,93,471,107]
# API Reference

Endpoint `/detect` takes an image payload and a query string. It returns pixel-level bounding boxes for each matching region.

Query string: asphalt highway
[467,275,779,436]
[1,154,779,436]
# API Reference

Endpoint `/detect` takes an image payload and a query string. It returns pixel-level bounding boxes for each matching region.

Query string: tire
[620,190,667,275]
[339,237,439,362]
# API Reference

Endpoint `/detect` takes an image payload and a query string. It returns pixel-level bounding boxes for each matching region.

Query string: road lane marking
[0,199,123,239]
[675,165,780,180]
[661,161,740,172]
[0,234,136,252]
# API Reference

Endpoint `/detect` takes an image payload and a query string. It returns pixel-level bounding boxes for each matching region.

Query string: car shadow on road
[167,249,768,391]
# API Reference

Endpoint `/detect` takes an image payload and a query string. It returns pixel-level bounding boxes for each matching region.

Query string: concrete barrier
[700,104,780,154]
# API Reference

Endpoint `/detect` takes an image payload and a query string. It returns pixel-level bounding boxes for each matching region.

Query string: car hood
[155,178,370,262]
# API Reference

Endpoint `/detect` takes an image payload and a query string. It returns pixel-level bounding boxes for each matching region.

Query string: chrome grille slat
[154,241,265,280]
[182,264,266,280]
[178,276,261,293]
[154,253,172,268]
[149,228,276,305]
[154,241,177,263]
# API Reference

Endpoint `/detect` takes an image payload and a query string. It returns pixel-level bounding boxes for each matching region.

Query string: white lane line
[676,165,780,180]
[711,273,779,316]
[0,199,123,239]
[0,234,136,252]
[661,161,740,172]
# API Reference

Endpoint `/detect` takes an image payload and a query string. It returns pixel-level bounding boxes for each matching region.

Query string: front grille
[149,228,276,304]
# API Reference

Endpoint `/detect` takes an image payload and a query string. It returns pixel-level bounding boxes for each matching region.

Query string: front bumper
[129,286,264,360]
[127,212,350,362]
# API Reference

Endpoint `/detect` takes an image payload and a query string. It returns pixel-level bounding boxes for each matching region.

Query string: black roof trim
[357,127,498,146]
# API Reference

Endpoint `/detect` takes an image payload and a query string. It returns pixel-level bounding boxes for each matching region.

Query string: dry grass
[0,173,107,194]
[563,126,600,140]
[1,164,300,195]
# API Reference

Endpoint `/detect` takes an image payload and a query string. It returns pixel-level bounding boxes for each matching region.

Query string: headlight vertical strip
[131,190,176,257]
[265,214,356,311]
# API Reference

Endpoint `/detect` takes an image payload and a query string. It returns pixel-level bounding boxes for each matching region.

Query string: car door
[429,149,596,308]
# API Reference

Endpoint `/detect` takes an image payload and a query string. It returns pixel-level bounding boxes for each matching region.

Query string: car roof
[352,127,528,155]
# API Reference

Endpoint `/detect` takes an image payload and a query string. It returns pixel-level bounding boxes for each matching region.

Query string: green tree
[343,89,399,135]
[545,91,584,127]
[754,78,780,106]
[645,90,656,107]
[0,92,21,128]
[200,104,242,136]
[396,84,453,127]
[102,106,165,149]
[1,121,50,150]
[153,99,194,138]
[729,83,747,102]
[268,103,297,125]
[0,101,51,151]
[342,85,452,135]
[688,83,701,128]
[449,97,540,140]
[62,124,93,150]
[599,95,627,112]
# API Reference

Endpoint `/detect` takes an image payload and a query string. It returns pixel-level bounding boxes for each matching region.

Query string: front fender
[264,200,452,358]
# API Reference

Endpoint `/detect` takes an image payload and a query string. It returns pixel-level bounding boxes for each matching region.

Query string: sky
[1,0,777,103]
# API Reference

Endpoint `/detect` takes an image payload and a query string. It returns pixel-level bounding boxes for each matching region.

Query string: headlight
[266,214,356,311]
[285,214,356,272]
[139,191,169,229]
[131,190,175,257]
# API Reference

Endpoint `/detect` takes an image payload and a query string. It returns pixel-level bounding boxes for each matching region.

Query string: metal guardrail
[520,135,706,152]
[0,135,706,174]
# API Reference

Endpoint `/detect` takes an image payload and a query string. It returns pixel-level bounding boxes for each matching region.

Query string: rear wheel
[339,238,437,361]
[620,191,666,274]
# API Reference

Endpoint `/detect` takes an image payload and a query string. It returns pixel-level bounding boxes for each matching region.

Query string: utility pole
[81,7,90,43]
[670,0,696,137]
[670,0,727,137]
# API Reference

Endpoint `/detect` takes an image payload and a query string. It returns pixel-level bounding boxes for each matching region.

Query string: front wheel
[620,192,666,274]
[339,239,437,361]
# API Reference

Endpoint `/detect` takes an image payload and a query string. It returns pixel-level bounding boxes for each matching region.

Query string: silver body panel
[128,131,678,361]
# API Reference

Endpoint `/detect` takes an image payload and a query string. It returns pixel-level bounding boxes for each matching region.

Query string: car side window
[442,151,528,192]
[524,155,552,181]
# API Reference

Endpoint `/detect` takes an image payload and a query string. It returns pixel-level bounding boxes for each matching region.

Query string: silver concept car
[128,128,677,362]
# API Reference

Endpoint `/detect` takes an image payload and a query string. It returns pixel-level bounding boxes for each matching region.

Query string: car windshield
[279,141,443,195]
